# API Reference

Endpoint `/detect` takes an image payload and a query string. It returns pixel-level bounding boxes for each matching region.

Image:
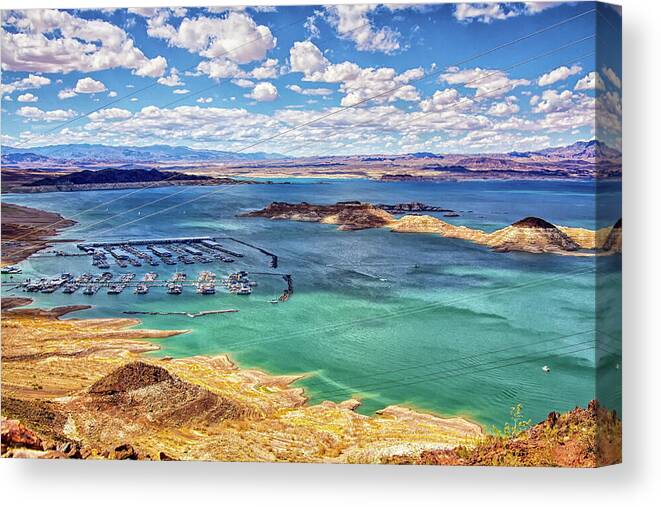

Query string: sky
[0,2,622,156]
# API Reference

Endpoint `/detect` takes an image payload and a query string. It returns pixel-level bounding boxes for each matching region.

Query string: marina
[4,268,283,300]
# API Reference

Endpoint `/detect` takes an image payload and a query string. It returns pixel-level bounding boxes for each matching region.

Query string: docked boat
[135,283,149,295]
[1,266,22,274]
[166,283,183,295]
[196,283,216,295]
[62,283,80,294]
[143,272,158,282]
[107,285,124,295]
[83,285,99,295]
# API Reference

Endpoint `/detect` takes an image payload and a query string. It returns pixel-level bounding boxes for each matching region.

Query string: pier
[123,309,239,318]
[73,236,245,270]
[220,237,278,268]
[5,269,270,299]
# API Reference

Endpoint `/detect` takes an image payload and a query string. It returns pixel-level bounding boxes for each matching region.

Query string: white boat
[542,365,551,373]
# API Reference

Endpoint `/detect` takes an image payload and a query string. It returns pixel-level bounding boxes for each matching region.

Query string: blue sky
[0,2,622,155]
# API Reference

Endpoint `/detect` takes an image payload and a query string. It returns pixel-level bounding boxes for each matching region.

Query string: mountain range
[1,143,286,164]
[1,140,620,166]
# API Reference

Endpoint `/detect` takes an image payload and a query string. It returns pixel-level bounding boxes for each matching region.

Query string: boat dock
[5,269,271,299]
[74,236,246,269]
[219,237,278,268]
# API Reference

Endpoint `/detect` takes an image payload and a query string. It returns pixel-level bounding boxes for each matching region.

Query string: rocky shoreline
[1,202,77,265]
[1,298,482,462]
[242,201,622,256]
[1,298,620,465]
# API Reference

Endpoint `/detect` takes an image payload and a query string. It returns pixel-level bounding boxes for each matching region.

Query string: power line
[218,267,595,351]
[8,12,318,151]
[40,44,597,257]
[227,8,596,155]
[315,342,599,398]
[301,329,596,389]
[4,8,595,249]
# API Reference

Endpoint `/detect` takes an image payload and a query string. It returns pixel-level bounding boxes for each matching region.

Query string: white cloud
[196,59,242,80]
[157,68,184,87]
[537,65,582,87]
[173,89,190,95]
[289,41,329,76]
[88,108,132,121]
[287,84,334,96]
[250,58,279,79]
[441,66,530,97]
[289,40,422,107]
[232,79,256,88]
[419,88,471,112]
[1,9,167,77]
[454,3,519,23]
[574,72,606,91]
[523,2,559,14]
[108,91,118,98]
[602,67,622,89]
[454,2,559,23]
[17,93,38,102]
[1,74,51,95]
[532,89,575,114]
[488,96,520,116]
[58,89,77,100]
[324,5,400,54]
[17,106,76,122]
[146,11,276,65]
[75,77,107,93]
[246,82,278,102]
[196,97,213,103]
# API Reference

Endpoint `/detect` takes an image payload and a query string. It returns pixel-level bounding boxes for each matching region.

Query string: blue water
[2,179,622,428]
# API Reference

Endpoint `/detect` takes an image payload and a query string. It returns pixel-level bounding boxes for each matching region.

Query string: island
[242,201,622,255]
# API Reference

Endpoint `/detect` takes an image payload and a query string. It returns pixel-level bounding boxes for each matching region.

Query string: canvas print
[1,2,621,466]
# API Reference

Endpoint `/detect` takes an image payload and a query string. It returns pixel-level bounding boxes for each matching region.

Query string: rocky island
[242,201,622,255]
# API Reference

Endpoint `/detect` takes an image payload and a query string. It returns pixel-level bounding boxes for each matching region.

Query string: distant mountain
[1,152,55,163]
[534,140,621,160]
[406,152,445,159]
[2,143,286,163]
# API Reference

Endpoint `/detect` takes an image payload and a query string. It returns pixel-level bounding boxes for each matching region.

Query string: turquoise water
[1,179,622,428]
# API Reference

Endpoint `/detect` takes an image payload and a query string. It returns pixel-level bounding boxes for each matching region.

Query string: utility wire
[4,9,595,247]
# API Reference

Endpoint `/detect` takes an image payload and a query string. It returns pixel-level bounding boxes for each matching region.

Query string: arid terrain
[1,140,622,194]
[242,201,622,256]
[1,202,76,266]
[1,298,483,462]
[1,297,620,465]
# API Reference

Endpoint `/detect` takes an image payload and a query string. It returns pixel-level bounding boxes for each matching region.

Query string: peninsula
[242,201,622,255]
[1,202,76,265]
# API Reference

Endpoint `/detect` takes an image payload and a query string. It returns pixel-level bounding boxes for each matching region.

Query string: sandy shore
[1,202,76,266]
